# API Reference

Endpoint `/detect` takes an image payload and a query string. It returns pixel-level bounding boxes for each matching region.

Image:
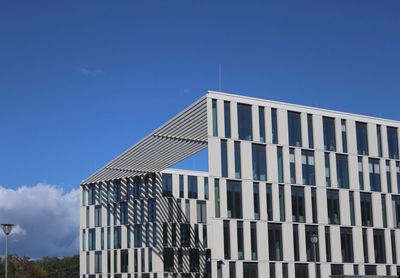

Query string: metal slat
[82,96,209,184]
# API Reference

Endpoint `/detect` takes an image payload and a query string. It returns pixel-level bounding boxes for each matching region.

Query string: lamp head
[310,233,319,244]
[1,224,14,236]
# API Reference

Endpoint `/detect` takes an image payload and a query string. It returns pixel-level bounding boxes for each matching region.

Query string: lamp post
[310,233,319,278]
[1,224,14,278]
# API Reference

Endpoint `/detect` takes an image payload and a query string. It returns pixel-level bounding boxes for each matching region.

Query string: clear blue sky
[1,1,400,190]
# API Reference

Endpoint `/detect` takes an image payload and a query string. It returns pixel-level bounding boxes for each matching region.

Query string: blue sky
[0,0,399,257]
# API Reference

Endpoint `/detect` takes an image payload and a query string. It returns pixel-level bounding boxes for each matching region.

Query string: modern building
[80,91,400,278]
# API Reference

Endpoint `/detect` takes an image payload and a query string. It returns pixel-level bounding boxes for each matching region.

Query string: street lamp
[1,224,14,278]
[311,233,319,277]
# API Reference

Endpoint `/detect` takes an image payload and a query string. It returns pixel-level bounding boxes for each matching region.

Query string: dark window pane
[387,127,399,159]
[288,111,302,147]
[323,117,336,151]
[224,101,231,138]
[238,103,253,140]
[356,122,369,155]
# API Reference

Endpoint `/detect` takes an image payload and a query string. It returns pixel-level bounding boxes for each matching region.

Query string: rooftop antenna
[218,64,222,91]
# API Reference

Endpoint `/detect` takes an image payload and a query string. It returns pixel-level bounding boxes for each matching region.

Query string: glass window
[224,220,231,259]
[224,101,231,138]
[271,108,278,144]
[305,225,319,262]
[358,157,364,190]
[349,191,355,226]
[95,206,102,227]
[331,265,343,276]
[229,262,236,278]
[360,193,373,227]
[253,183,260,220]
[279,185,286,221]
[196,200,207,223]
[290,148,296,184]
[181,223,190,247]
[237,221,244,260]
[227,180,242,219]
[95,251,102,273]
[391,230,397,264]
[302,150,315,185]
[311,188,318,223]
[308,114,314,149]
[362,228,369,263]
[134,224,141,247]
[295,264,308,278]
[238,103,253,140]
[243,263,258,278]
[259,107,265,142]
[163,248,174,272]
[325,153,331,187]
[120,203,128,225]
[365,265,376,275]
[252,144,267,181]
[392,195,400,228]
[250,222,258,260]
[369,158,381,192]
[221,139,228,177]
[340,227,354,262]
[291,186,305,223]
[327,190,340,225]
[397,162,400,193]
[356,122,369,155]
[234,141,241,178]
[188,176,198,198]
[293,224,299,261]
[341,119,347,153]
[215,179,220,218]
[382,195,387,227]
[203,225,207,248]
[268,223,283,261]
[325,226,331,262]
[204,177,209,200]
[269,263,275,278]
[266,184,273,221]
[386,161,392,193]
[387,127,399,159]
[121,249,128,273]
[373,229,386,263]
[162,173,173,197]
[114,226,121,249]
[88,228,96,250]
[377,125,383,157]
[277,147,284,183]
[212,99,218,137]
[323,117,336,151]
[288,111,302,147]
[336,154,349,189]
[179,175,184,198]
[88,184,96,205]
[189,248,200,273]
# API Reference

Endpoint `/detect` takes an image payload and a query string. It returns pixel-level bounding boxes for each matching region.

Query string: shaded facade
[81,92,400,277]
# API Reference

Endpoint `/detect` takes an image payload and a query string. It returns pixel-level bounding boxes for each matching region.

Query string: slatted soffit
[82,96,208,185]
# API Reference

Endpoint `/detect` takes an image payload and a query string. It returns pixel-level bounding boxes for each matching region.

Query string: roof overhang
[82,96,208,185]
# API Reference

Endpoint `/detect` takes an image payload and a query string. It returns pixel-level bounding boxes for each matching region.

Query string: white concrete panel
[252,104,260,142]
[278,108,288,146]
[231,101,239,140]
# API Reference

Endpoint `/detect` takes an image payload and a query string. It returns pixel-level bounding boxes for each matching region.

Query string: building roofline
[207,90,400,125]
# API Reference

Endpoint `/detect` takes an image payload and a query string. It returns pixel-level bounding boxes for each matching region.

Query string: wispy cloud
[0,184,79,258]
[77,67,104,77]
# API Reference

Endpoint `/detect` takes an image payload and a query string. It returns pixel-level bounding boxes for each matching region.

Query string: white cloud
[0,184,79,258]
[77,67,104,77]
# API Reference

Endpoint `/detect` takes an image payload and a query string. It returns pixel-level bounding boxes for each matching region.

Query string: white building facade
[81,92,400,278]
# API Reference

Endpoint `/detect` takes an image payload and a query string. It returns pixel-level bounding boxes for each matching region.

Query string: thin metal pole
[5,234,8,278]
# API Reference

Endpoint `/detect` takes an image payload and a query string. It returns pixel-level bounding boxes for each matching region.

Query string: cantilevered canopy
[82,96,208,184]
